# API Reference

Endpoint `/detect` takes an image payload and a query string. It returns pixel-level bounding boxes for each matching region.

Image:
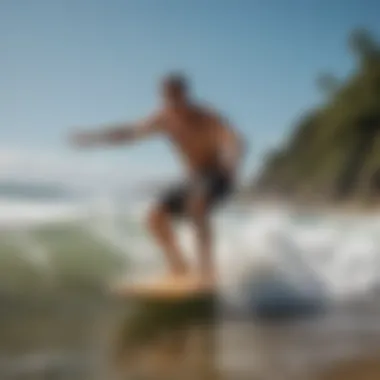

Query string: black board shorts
[160,166,234,217]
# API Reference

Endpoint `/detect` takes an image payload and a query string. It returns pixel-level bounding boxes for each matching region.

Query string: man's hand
[69,130,100,148]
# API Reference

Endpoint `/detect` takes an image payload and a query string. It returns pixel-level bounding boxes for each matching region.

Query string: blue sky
[1,0,380,188]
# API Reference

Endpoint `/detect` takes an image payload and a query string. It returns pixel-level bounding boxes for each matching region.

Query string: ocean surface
[2,196,380,298]
[1,196,380,379]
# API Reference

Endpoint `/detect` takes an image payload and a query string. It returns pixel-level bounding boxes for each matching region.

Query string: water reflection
[218,298,380,380]
[2,290,380,380]
[0,291,123,380]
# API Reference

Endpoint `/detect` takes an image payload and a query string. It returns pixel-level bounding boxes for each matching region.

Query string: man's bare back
[71,73,245,283]
[146,103,242,177]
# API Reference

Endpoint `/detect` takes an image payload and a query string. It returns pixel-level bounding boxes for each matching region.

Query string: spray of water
[84,195,132,257]
[2,196,380,302]
[6,229,55,283]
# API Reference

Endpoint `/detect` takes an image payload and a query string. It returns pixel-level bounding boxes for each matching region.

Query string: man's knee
[147,205,169,230]
[188,196,209,222]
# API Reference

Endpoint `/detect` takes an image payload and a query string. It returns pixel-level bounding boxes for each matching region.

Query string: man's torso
[160,104,224,176]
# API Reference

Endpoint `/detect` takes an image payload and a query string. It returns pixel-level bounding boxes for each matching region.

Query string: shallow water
[1,288,380,379]
[218,300,380,379]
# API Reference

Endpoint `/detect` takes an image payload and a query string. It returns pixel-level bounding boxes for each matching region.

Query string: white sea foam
[1,197,380,301]
[0,198,84,228]
[124,201,380,300]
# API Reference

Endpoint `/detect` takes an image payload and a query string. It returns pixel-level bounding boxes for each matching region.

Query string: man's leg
[147,204,189,277]
[189,169,233,284]
[188,195,215,283]
[195,213,214,282]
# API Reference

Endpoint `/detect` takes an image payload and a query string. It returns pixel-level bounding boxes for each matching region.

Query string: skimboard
[112,274,217,351]
[111,274,216,300]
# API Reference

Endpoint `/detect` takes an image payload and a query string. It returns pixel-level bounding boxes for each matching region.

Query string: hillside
[255,28,380,205]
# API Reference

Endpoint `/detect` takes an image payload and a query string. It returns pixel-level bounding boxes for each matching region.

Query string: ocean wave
[0,198,380,301]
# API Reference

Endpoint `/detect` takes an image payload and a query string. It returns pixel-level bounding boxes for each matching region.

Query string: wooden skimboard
[112,275,217,353]
[112,275,216,300]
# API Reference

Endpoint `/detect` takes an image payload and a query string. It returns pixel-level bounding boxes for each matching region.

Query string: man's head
[160,73,189,106]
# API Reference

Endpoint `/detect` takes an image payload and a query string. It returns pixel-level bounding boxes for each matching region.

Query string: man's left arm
[215,117,246,178]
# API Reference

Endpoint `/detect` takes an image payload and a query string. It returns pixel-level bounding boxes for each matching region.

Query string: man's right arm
[70,113,164,148]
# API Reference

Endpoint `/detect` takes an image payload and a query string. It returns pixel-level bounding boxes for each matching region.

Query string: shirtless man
[71,73,245,284]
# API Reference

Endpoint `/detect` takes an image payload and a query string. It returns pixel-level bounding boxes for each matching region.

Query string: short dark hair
[161,72,189,95]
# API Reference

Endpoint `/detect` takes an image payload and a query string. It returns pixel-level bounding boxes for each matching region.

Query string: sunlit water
[1,197,380,378]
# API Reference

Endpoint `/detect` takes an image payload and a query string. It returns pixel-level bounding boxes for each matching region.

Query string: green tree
[349,28,379,63]
[316,73,340,97]
[255,28,380,203]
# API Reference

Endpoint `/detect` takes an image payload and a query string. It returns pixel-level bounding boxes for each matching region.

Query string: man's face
[161,86,183,106]
[160,78,187,107]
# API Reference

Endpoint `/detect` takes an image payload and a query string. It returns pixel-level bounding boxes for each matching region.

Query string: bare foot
[197,271,217,289]
[166,264,192,280]
[161,270,192,285]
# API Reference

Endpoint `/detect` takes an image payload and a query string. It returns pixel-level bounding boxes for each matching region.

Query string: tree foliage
[256,28,380,203]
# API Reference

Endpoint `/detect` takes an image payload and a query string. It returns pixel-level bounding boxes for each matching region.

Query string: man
[71,73,245,285]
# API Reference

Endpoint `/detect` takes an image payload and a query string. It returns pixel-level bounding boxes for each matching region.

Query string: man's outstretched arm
[70,113,164,148]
